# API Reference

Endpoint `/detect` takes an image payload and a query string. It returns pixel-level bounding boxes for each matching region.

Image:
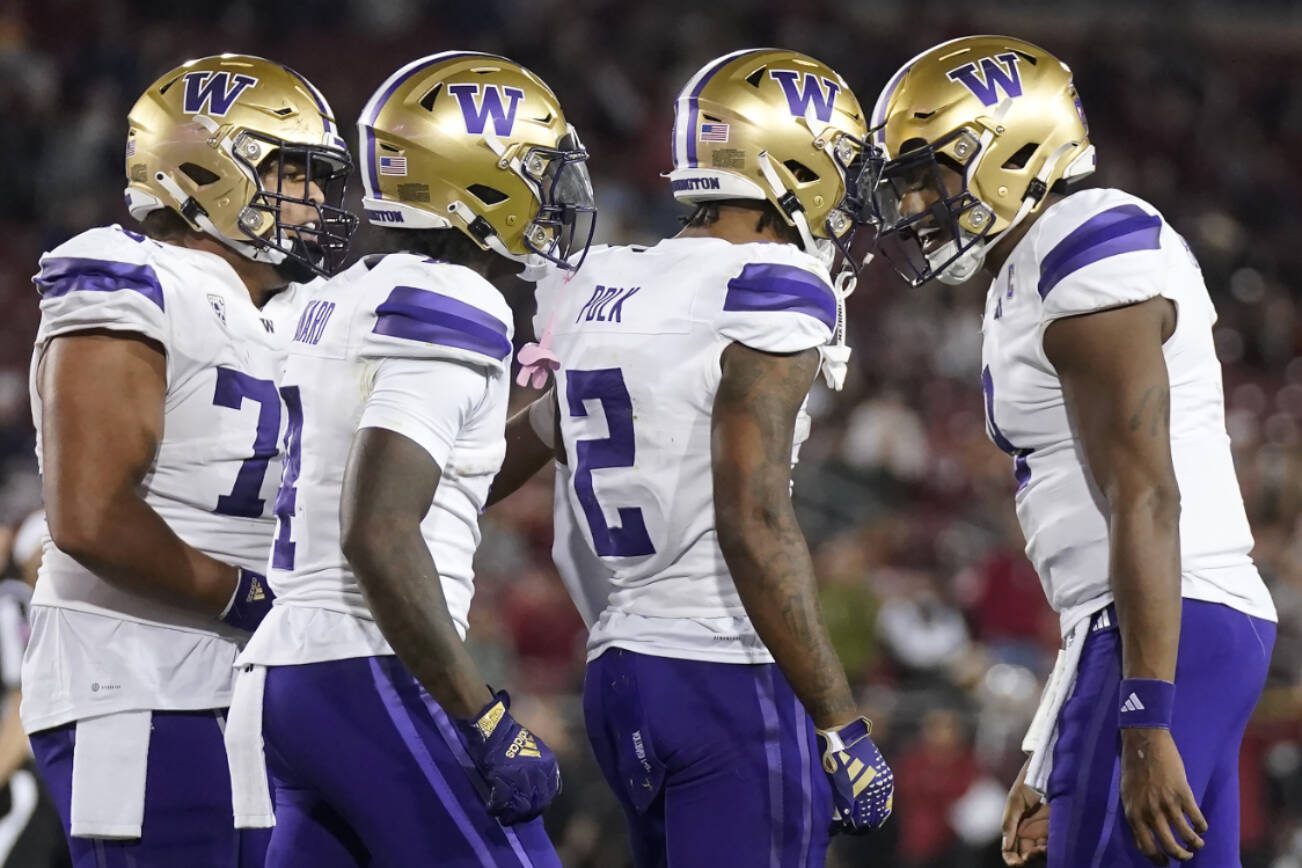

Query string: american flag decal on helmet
[699,122,730,143]
[378,155,407,176]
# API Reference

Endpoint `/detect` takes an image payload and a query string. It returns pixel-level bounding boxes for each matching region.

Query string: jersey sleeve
[356,264,514,372]
[357,356,490,469]
[1036,199,1167,322]
[712,255,836,353]
[34,227,170,347]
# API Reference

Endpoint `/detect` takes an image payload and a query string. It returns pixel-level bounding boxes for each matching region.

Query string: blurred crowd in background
[0,0,1299,865]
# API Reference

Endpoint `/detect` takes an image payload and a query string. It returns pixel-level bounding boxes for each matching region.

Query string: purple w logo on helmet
[768,70,841,122]
[447,83,525,136]
[946,53,1024,107]
[181,71,259,116]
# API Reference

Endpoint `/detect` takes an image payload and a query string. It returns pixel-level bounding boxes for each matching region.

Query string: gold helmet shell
[125,53,357,275]
[867,36,1094,284]
[358,51,595,269]
[667,48,868,258]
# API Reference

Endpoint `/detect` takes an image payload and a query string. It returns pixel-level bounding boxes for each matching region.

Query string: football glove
[455,689,561,825]
[817,716,894,833]
[220,568,275,632]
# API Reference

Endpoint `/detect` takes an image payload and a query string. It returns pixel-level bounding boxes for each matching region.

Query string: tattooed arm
[711,343,857,729]
[1045,295,1207,862]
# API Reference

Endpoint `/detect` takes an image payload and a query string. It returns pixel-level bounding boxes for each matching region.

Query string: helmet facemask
[230,131,359,278]
[516,130,597,271]
[859,129,999,287]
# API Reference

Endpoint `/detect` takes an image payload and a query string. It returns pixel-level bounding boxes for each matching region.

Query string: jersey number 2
[566,368,655,557]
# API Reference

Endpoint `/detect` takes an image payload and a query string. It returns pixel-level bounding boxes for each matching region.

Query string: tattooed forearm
[1127,385,1170,438]
[713,343,858,729]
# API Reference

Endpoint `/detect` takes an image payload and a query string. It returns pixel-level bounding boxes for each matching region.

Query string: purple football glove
[220,568,275,632]
[455,690,561,825]
[817,716,894,833]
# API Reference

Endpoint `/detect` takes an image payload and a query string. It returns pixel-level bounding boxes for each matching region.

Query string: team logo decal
[208,293,227,325]
[446,83,525,135]
[769,70,841,122]
[946,53,1024,107]
[181,71,259,116]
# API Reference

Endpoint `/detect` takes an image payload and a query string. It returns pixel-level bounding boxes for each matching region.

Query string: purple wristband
[220,568,275,633]
[1118,678,1175,729]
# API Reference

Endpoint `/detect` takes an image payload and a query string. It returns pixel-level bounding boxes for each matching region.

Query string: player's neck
[675,205,794,246]
[171,235,288,308]
[980,193,1061,279]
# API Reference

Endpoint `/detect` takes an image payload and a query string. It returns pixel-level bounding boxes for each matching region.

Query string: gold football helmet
[863,35,1094,285]
[125,53,358,276]
[358,51,595,269]
[667,48,869,266]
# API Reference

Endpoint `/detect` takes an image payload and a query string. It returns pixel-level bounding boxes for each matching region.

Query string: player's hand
[455,690,561,825]
[1120,728,1206,864]
[816,716,894,833]
[219,568,275,632]
[1001,758,1048,866]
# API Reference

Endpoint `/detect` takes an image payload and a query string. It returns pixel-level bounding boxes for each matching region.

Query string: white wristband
[527,394,556,450]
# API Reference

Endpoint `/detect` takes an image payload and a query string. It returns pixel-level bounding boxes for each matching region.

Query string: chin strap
[819,265,859,390]
[756,150,836,268]
[937,128,1079,285]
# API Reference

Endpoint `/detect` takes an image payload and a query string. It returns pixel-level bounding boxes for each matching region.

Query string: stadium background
[0,0,1299,864]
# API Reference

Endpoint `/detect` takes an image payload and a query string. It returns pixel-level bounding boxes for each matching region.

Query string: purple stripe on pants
[583,649,832,868]
[756,667,785,868]
[368,656,497,865]
[1046,600,1275,867]
[793,693,814,868]
[260,655,559,868]
[419,694,535,868]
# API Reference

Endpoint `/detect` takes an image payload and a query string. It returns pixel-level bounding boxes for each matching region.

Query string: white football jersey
[237,253,513,668]
[981,188,1276,636]
[24,225,303,732]
[534,238,836,663]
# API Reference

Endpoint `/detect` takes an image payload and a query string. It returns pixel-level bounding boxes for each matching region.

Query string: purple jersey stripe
[1037,204,1162,299]
[684,52,749,168]
[723,263,837,330]
[373,285,511,361]
[756,667,785,868]
[368,657,498,865]
[36,257,165,311]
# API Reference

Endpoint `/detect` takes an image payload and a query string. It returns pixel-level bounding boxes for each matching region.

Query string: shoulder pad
[358,261,513,369]
[34,226,170,345]
[1034,190,1167,320]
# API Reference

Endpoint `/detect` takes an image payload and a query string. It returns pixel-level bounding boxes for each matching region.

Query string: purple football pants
[1047,599,1275,867]
[260,655,559,868]
[30,709,270,868]
[584,649,832,868]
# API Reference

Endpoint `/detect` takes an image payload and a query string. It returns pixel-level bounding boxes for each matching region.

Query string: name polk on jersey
[574,285,640,324]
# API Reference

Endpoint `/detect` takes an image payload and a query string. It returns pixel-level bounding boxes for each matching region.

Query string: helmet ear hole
[467,184,508,205]
[783,159,818,183]
[179,162,221,186]
[1001,142,1040,170]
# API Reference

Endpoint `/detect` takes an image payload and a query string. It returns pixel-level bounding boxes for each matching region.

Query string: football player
[24,54,356,866]
[223,52,594,866]
[493,49,894,866]
[862,35,1277,867]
